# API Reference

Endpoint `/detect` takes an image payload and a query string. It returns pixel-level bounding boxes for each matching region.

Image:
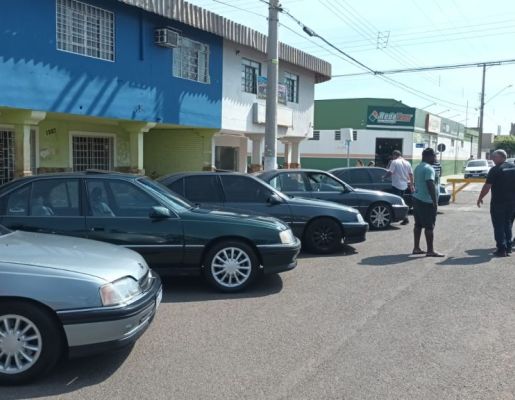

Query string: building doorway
[375,138,403,168]
[0,130,15,185]
[215,146,239,171]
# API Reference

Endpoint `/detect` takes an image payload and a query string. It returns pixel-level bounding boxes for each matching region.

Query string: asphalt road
[5,188,515,400]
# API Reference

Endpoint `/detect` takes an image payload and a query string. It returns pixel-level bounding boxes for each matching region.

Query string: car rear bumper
[342,221,369,244]
[392,204,409,221]
[58,273,162,358]
[257,238,301,274]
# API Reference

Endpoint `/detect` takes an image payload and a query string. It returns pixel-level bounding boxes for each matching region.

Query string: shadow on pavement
[359,253,421,266]
[2,346,132,400]
[437,248,495,266]
[161,273,283,303]
[298,245,357,259]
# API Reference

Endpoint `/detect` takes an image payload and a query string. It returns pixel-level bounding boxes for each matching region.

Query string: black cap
[422,147,438,156]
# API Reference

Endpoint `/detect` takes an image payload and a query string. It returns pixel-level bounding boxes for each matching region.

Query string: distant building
[299,98,479,175]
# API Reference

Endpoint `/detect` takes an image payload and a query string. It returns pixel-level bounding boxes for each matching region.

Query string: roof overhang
[117,0,332,83]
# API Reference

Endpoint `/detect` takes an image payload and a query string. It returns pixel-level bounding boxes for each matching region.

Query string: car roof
[329,167,387,171]
[158,171,253,182]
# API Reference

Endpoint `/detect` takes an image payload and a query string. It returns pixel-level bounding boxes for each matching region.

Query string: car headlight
[100,277,141,306]
[279,229,296,245]
[356,213,365,223]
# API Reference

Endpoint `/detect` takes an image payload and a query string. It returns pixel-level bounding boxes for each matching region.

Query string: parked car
[0,224,162,384]
[256,169,408,230]
[158,172,369,254]
[506,158,515,164]
[0,172,301,292]
[463,159,491,178]
[329,167,451,207]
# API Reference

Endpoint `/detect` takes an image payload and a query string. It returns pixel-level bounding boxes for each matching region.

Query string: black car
[158,172,369,254]
[329,167,451,207]
[0,172,302,292]
[257,169,409,230]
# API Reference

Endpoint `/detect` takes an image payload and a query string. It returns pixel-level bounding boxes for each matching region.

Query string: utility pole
[477,64,486,159]
[264,0,280,171]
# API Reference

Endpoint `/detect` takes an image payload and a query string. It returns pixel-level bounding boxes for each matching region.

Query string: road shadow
[2,346,132,400]
[161,273,284,303]
[437,248,495,266]
[298,245,357,260]
[359,253,422,266]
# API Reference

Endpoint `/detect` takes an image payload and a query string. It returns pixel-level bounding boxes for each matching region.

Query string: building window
[353,131,358,141]
[241,58,261,94]
[309,131,320,141]
[451,139,455,147]
[72,135,114,171]
[334,130,341,141]
[284,72,299,103]
[56,0,115,62]
[173,37,210,83]
[0,130,15,186]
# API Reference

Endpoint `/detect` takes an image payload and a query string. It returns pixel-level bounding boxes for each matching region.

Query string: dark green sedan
[0,172,301,292]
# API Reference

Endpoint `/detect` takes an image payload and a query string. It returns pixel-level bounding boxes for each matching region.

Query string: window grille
[72,136,114,171]
[0,130,15,185]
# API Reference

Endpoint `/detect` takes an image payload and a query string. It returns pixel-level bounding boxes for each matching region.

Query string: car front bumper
[58,272,162,358]
[342,221,369,244]
[257,238,301,274]
[464,172,488,178]
[392,204,409,221]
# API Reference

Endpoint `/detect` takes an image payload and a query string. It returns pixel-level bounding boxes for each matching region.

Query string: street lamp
[485,84,513,105]
[436,109,450,115]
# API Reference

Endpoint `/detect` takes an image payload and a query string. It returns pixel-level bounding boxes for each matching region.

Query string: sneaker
[401,218,409,225]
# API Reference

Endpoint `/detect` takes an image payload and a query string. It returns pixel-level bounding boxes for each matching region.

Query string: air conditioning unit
[155,28,180,48]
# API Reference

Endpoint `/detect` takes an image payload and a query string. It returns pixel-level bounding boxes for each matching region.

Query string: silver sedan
[0,225,162,385]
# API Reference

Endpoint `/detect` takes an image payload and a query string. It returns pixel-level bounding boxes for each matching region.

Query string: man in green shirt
[412,148,444,257]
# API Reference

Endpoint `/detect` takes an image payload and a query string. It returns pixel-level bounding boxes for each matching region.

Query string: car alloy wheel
[304,218,342,254]
[368,204,392,229]
[0,315,42,375]
[204,241,258,292]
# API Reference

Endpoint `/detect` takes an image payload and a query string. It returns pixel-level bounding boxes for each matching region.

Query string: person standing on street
[477,149,515,257]
[383,150,413,225]
[412,148,444,257]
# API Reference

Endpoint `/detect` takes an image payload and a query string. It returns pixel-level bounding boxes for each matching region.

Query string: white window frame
[69,131,117,170]
[173,36,210,84]
[241,58,261,94]
[56,0,115,62]
[284,71,299,103]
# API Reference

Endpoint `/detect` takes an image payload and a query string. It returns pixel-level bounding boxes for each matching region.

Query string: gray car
[0,225,162,385]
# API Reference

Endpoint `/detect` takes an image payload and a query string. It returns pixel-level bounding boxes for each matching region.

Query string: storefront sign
[366,106,415,130]
[426,114,441,134]
[257,76,287,105]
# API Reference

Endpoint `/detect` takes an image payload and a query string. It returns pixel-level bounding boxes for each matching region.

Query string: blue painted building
[0,0,330,181]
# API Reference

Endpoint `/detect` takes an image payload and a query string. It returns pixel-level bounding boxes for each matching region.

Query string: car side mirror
[149,206,172,219]
[268,193,283,205]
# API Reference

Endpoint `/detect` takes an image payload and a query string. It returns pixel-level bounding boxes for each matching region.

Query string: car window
[168,178,185,197]
[347,169,371,184]
[270,173,308,192]
[221,175,272,203]
[306,173,345,192]
[368,169,389,183]
[0,224,10,235]
[107,180,160,217]
[29,179,80,217]
[467,161,487,168]
[184,176,223,203]
[139,178,192,212]
[86,180,116,217]
[2,185,30,216]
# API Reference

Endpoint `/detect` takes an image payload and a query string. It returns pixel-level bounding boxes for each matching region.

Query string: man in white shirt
[384,150,413,225]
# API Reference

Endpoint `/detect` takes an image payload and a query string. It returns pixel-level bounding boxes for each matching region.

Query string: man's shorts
[413,198,436,229]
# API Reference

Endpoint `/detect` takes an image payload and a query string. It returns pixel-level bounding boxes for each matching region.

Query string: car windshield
[467,161,487,168]
[0,225,11,236]
[138,178,193,211]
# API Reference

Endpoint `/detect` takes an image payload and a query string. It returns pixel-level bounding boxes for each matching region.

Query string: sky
[187,0,515,134]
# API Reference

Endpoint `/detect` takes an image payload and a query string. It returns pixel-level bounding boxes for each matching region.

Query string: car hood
[188,206,289,231]
[351,188,404,203]
[286,195,359,213]
[0,231,148,282]
[465,166,488,172]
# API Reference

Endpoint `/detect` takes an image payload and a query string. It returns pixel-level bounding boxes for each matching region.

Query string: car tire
[204,241,259,293]
[304,218,343,254]
[367,203,393,230]
[0,301,63,385]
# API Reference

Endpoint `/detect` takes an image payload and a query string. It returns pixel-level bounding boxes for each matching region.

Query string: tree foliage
[494,135,515,156]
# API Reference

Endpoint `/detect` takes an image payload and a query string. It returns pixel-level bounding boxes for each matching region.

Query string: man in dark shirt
[477,150,515,257]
